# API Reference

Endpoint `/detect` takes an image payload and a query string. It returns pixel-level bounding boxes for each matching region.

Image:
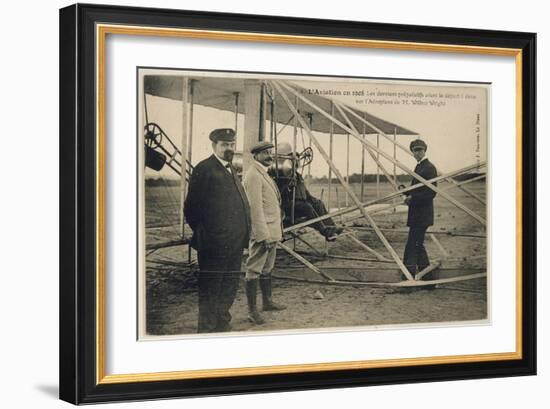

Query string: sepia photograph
[138,68,488,338]
[57,4,536,404]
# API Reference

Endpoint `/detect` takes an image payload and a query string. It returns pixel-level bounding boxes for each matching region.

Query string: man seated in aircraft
[269,142,343,241]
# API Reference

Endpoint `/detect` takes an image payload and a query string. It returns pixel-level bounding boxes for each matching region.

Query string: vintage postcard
[138,68,488,338]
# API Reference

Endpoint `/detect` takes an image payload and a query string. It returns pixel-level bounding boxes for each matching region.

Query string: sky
[142,72,488,179]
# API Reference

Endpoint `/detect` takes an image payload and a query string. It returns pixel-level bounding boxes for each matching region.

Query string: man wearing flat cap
[242,141,287,325]
[403,139,438,276]
[184,128,251,333]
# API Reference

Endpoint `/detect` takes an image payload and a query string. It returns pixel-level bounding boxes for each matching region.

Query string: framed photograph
[59,3,536,404]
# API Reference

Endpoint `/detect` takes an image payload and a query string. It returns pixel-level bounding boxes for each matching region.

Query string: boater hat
[209,128,236,142]
[250,141,274,154]
[409,139,428,152]
[276,142,293,156]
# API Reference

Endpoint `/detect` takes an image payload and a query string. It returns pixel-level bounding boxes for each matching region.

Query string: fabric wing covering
[144,75,418,136]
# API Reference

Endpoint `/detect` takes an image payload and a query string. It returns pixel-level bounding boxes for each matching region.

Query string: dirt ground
[145,181,487,336]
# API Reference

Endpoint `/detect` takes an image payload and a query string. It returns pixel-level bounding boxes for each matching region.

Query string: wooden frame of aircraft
[143,74,487,287]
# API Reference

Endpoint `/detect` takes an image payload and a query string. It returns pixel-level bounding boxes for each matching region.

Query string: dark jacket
[184,155,251,255]
[406,158,438,227]
[269,169,310,212]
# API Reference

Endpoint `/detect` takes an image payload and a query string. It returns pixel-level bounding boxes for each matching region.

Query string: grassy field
[145,179,486,234]
[144,179,487,336]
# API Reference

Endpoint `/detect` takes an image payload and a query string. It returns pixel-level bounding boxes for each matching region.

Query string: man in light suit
[243,141,287,325]
[184,128,251,333]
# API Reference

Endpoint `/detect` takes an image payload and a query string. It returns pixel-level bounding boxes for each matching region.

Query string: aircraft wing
[144,75,417,136]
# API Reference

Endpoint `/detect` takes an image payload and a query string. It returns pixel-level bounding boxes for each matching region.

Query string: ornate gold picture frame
[60,3,536,404]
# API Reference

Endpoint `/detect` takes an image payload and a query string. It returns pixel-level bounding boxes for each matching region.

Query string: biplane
[142,73,487,287]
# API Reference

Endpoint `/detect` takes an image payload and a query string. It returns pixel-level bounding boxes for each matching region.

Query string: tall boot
[245,279,265,325]
[320,226,342,242]
[260,277,287,311]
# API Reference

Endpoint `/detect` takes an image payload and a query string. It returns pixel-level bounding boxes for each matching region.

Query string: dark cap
[250,141,274,155]
[409,139,427,152]
[209,128,236,143]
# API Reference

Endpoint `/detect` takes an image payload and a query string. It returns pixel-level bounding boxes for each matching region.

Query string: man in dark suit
[403,139,438,276]
[184,128,251,333]
[270,142,342,241]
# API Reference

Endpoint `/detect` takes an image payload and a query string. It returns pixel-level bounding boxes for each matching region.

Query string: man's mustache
[223,150,235,161]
